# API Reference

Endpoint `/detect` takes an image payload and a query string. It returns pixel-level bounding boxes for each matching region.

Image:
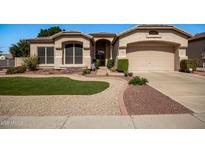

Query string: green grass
[0,77,109,95]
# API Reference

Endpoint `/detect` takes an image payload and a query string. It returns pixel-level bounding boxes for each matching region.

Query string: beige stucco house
[28,25,192,72]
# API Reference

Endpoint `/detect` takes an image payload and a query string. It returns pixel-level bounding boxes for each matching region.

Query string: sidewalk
[1,114,205,129]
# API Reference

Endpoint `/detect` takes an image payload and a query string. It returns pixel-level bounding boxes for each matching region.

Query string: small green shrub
[16,66,27,73]
[124,71,128,77]
[6,66,26,74]
[129,76,148,85]
[110,67,117,72]
[180,59,198,72]
[23,56,38,71]
[82,69,91,75]
[107,59,114,69]
[117,59,128,73]
[6,67,17,74]
[95,59,100,68]
[128,72,133,77]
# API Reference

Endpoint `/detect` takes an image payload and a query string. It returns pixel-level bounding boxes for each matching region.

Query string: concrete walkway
[1,113,205,129]
[96,67,109,76]
[136,72,205,113]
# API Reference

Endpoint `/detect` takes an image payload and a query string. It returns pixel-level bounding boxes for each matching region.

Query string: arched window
[64,43,83,64]
[149,30,159,35]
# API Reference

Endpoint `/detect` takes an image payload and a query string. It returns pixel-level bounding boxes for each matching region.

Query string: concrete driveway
[136,72,205,113]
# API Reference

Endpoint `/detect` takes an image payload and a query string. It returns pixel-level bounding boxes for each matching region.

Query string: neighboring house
[0,54,13,60]
[187,32,205,67]
[0,53,14,68]
[28,25,192,72]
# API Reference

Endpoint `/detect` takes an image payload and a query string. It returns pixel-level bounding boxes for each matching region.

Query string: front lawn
[0,77,109,95]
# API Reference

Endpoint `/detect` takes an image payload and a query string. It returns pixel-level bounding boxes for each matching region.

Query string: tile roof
[189,32,205,41]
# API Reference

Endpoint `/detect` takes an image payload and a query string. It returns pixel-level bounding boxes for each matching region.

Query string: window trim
[64,43,83,65]
[37,47,54,64]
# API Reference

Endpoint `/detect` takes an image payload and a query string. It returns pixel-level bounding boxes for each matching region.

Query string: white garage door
[127,44,175,71]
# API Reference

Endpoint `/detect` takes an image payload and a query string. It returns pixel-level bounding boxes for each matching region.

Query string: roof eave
[117,25,192,38]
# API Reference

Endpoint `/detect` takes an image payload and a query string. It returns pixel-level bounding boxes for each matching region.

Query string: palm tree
[9,40,30,57]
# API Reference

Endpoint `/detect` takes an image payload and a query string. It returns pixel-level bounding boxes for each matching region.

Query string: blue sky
[0,24,205,53]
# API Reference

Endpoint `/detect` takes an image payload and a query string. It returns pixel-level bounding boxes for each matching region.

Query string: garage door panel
[127,45,175,71]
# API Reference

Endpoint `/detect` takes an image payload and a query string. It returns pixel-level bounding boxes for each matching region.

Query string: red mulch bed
[24,68,83,75]
[193,71,205,76]
[123,85,193,115]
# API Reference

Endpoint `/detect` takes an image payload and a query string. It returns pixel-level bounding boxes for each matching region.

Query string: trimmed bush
[129,76,148,85]
[180,59,198,72]
[23,56,38,71]
[107,59,114,69]
[117,59,128,72]
[82,69,91,75]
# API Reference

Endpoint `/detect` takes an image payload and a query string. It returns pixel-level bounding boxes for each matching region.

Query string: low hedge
[117,59,128,72]
[180,59,198,72]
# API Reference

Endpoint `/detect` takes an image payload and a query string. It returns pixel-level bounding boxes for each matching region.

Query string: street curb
[118,82,129,115]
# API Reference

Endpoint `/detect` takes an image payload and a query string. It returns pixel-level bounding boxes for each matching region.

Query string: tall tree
[9,40,30,57]
[37,26,64,37]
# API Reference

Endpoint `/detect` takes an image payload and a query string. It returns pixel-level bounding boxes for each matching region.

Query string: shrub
[6,66,26,74]
[6,67,17,74]
[180,59,198,72]
[110,67,117,72]
[129,76,148,85]
[117,59,128,73]
[107,59,114,69]
[16,66,26,73]
[82,69,91,75]
[128,72,133,77]
[95,59,100,68]
[23,56,38,71]
[124,71,128,77]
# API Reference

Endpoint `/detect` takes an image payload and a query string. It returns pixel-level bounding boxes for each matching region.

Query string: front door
[97,50,105,66]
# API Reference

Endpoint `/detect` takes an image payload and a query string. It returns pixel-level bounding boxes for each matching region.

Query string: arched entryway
[95,39,111,66]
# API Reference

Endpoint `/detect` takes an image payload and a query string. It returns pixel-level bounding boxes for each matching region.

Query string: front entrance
[95,39,111,66]
[96,50,105,66]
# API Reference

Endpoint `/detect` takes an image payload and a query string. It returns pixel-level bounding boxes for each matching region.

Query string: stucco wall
[119,30,188,48]
[15,57,25,67]
[30,36,92,69]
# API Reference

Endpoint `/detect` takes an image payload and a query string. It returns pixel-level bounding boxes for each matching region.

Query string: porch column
[110,44,113,59]
[176,47,188,70]
[54,48,62,69]
[94,43,96,59]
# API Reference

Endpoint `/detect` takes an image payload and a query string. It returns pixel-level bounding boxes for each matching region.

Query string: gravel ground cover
[0,74,127,116]
[123,85,193,115]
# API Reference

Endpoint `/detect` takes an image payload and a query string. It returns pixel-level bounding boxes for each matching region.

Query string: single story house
[187,32,205,67]
[0,53,13,60]
[28,25,192,72]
